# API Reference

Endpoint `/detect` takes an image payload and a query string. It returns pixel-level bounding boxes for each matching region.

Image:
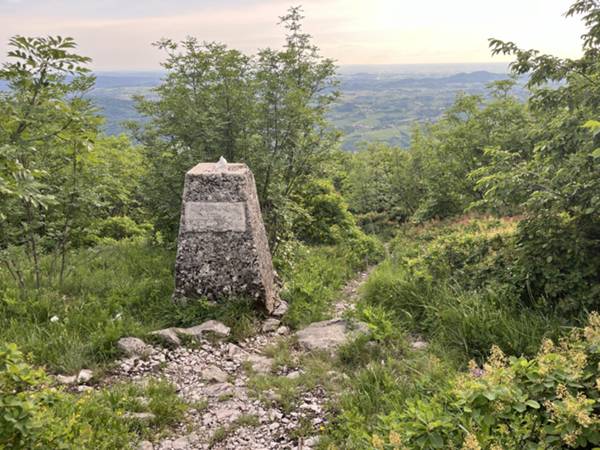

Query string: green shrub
[388,217,517,290]
[390,214,600,319]
[84,216,153,245]
[277,235,383,329]
[0,342,134,449]
[0,343,50,448]
[293,179,357,245]
[371,312,600,449]
[512,213,600,314]
[326,351,455,449]
[0,342,186,449]
[361,263,556,363]
[361,218,561,362]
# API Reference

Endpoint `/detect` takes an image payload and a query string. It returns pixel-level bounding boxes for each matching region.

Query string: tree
[249,7,339,248]
[473,0,600,312]
[0,36,99,289]
[342,82,531,227]
[129,40,254,241]
[341,143,414,233]
[131,7,339,248]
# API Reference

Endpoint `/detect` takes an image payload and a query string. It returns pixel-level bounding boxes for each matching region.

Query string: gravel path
[116,268,375,450]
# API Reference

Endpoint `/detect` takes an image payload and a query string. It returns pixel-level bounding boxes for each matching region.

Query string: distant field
[83,64,526,150]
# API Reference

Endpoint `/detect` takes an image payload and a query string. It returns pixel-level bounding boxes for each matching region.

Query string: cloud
[0,0,585,70]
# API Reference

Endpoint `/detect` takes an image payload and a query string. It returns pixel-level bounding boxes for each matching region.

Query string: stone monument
[174,157,277,313]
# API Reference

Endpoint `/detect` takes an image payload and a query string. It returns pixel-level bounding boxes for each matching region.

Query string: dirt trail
[120,267,376,450]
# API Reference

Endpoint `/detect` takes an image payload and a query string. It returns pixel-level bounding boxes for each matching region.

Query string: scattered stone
[276,325,290,335]
[201,366,229,383]
[271,300,289,317]
[304,436,319,447]
[177,320,231,339]
[226,343,248,360]
[137,441,153,450]
[76,369,93,384]
[245,354,273,374]
[295,319,369,352]
[214,405,242,422]
[124,412,156,422]
[109,264,377,450]
[171,436,190,449]
[203,382,236,397]
[261,318,280,333]
[150,328,181,347]
[117,337,153,358]
[173,160,279,312]
[56,374,76,385]
[411,340,428,350]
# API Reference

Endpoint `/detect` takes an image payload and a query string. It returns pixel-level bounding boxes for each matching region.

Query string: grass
[357,216,568,363]
[0,239,263,372]
[262,337,296,371]
[360,261,563,364]
[276,239,383,329]
[246,338,339,413]
[96,378,188,439]
[319,217,577,448]
[4,368,189,449]
[0,233,380,373]
[208,414,260,447]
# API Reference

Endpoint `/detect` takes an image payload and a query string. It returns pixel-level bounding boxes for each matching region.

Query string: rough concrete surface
[174,160,278,312]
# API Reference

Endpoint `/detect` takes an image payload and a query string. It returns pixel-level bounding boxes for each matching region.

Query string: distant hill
[331,69,525,150]
[2,65,525,150]
[93,72,164,89]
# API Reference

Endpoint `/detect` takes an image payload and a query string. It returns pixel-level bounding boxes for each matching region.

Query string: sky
[0,0,587,71]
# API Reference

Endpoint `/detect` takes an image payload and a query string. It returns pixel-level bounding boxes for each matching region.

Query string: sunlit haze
[0,0,587,70]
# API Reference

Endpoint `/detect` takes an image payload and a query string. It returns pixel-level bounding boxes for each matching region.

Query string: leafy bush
[361,262,558,363]
[326,348,455,449]
[511,213,600,314]
[84,216,153,244]
[473,1,600,316]
[277,235,383,328]
[0,343,50,448]
[293,179,357,245]
[362,218,561,362]
[388,217,517,288]
[371,312,600,449]
[0,342,186,449]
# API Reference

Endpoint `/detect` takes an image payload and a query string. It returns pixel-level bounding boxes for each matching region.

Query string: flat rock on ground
[150,328,182,347]
[118,337,154,357]
[176,320,231,339]
[295,318,369,352]
[107,269,386,449]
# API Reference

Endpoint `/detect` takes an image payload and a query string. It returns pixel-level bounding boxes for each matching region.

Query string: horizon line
[91,61,510,73]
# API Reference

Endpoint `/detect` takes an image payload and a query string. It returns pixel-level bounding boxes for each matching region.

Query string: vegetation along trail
[109,265,380,450]
[3,1,600,449]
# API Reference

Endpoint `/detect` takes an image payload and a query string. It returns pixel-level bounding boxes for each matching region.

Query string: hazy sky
[0,0,586,70]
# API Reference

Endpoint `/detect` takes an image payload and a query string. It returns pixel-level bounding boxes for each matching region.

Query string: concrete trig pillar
[174,158,277,313]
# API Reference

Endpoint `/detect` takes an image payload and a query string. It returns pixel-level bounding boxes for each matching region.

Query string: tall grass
[0,235,381,372]
[361,248,563,364]
[277,238,383,328]
[0,239,261,372]
[323,217,570,448]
